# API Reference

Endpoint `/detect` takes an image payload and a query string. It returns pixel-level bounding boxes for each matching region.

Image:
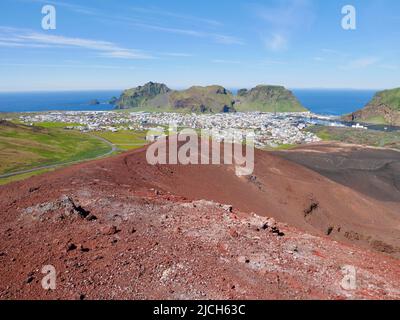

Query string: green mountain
[235,85,307,112]
[169,85,235,113]
[344,87,400,125]
[117,82,171,109]
[115,82,307,113]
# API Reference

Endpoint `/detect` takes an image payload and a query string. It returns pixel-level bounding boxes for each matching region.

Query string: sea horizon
[0,88,377,116]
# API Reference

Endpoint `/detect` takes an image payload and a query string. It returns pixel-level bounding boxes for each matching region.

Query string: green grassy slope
[0,121,111,175]
[344,87,400,125]
[307,125,400,149]
[235,85,307,112]
[371,88,400,111]
[116,82,307,113]
[93,130,148,151]
[169,85,235,113]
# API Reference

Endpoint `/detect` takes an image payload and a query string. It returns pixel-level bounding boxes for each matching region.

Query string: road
[0,135,117,179]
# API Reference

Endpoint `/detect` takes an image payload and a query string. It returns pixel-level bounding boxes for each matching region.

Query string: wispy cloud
[321,48,350,58]
[133,23,204,37]
[213,35,244,45]
[0,27,152,59]
[322,48,340,54]
[0,62,124,69]
[24,0,99,15]
[347,57,380,69]
[257,0,314,28]
[162,52,194,57]
[23,0,241,46]
[99,50,151,60]
[320,50,382,69]
[263,33,287,51]
[380,64,398,70]
[0,40,53,48]
[252,0,315,51]
[131,22,244,45]
[129,6,222,27]
[212,59,241,64]
[262,59,288,65]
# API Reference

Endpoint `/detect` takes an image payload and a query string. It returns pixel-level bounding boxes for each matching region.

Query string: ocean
[0,89,377,115]
[0,90,120,113]
[292,89,376,116]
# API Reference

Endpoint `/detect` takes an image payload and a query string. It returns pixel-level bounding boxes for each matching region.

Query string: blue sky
[0,0,399,91]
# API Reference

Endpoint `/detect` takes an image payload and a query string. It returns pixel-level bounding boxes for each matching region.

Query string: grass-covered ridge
[307,125,400,150]
[344,87,400,125]
[0,121,111,176]
[115,82,307,113]
[370,88,400,111]
[169,85,235,113]
[93,130,148,151]
[235,85,307,112]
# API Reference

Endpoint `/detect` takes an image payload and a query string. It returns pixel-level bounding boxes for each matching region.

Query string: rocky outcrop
[116,82,172,109]
[344,87,400,125]
[1,143,400,299]
[115,82,307,113]
[235,85,307,112]
[108,96,118,105]
[169,85,236,113]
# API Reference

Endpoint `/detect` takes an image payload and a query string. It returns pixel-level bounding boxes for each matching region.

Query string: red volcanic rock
[0,143,399,300]
[66,243,77,252]
[101,225,119,236]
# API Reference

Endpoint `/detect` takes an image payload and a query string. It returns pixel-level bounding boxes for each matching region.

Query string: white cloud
[0,41,52,48]
[0,62,124,69]
[347,57,380,69]
[99,50,151,60]
[23,1,240,46]
[30,1,222,28]
[213,35,244,45]
[257,0,314,28]
[322,48,340,54]
[262,59,287,65]
[134,23,204,37]
[25,0,98,16]
[212,59,241,64]
[254,0,314,51]
[264,34,287,51]
[0,27,152,59]
[133,23,244,45]
[321,48,350,58]
[162,52,194,57]
[129,6,222,27]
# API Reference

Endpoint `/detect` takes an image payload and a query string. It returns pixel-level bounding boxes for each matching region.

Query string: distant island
[344,87,400,126]
[88,99,100,106]
[115,82,307,113]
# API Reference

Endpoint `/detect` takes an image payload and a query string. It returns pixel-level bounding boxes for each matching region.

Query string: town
[16,111,343,148]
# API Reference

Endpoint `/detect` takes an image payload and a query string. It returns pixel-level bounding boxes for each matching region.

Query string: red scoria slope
[0,143,399,299]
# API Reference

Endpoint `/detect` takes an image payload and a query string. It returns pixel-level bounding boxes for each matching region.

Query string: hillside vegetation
[235,85,306,112]
[0,121,110,176]
[307,125,400,150]
[93,130,148,151]
[344,87,400,125]
[115,82,307,113]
